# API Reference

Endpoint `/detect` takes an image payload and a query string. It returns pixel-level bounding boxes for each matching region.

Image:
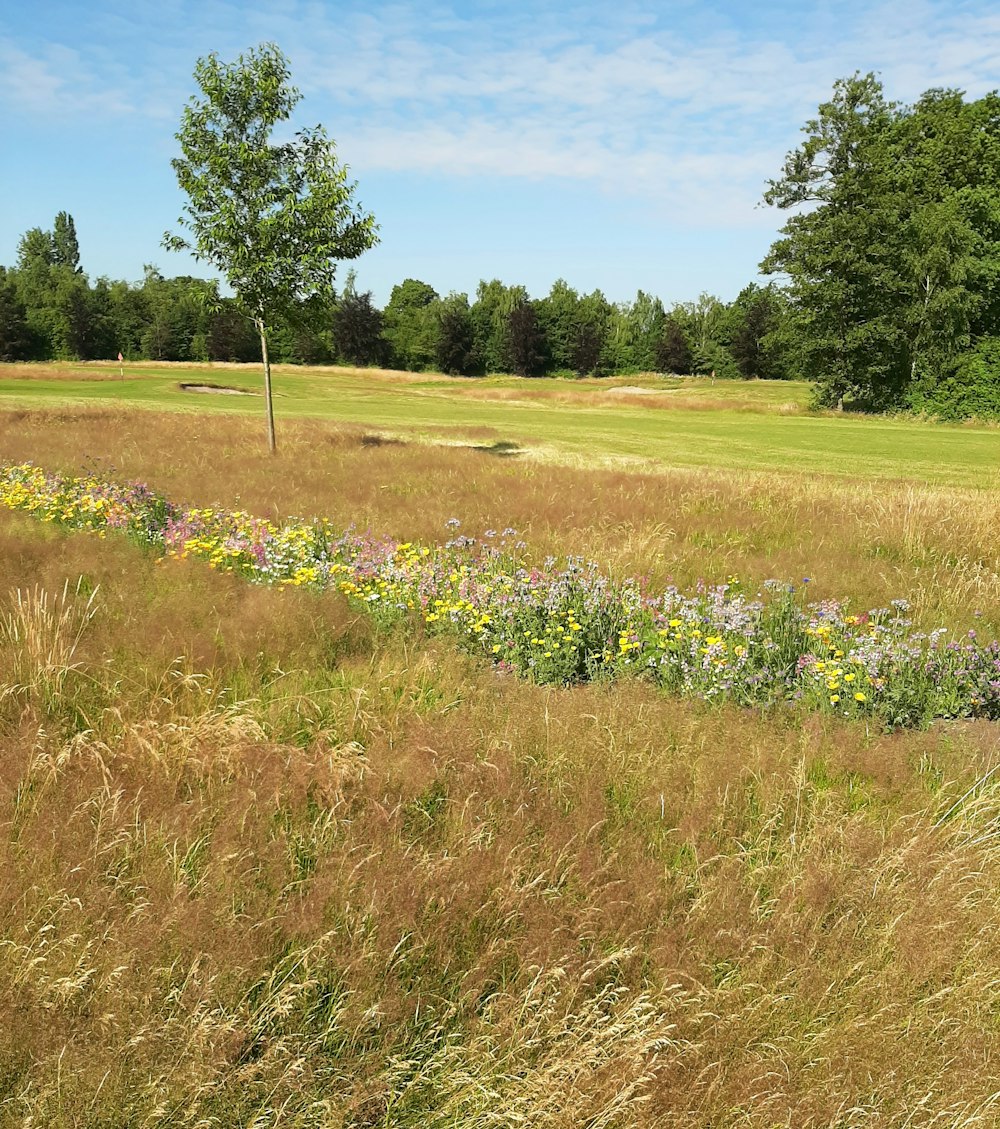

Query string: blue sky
[4,0,1000,307]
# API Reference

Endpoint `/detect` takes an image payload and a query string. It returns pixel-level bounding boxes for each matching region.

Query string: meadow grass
[4,405,1000,637]
[3,360,1000,486]
[2,399,1000,1124]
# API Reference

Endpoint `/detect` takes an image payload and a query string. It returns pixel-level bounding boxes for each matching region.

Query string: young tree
[164,43,378,452]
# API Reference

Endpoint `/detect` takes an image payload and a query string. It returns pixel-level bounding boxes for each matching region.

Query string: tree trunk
[256,317,276,454]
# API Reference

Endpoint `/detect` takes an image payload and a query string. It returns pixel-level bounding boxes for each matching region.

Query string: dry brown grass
[1,493,1000,1123]
[3,406,1000,1123]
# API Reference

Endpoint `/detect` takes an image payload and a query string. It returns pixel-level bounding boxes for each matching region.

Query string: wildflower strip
[4,460,1000,727]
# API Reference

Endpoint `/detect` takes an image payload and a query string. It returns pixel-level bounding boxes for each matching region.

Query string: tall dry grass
[1,503,1000,1124]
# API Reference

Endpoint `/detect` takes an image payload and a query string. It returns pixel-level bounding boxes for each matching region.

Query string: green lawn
[3,362,999,488]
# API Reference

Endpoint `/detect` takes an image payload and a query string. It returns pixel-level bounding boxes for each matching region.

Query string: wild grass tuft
[1,578,98,714]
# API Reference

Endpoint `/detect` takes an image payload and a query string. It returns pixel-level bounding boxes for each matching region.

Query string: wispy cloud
[0,37,135,116]
[279,0,1000,225]
[6,0,1000,233]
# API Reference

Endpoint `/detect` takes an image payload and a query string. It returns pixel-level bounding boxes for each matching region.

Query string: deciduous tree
[331,272,386,367]
[164,43,378,451]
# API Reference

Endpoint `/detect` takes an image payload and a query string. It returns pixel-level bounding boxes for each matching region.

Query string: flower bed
[3,460,1000,727]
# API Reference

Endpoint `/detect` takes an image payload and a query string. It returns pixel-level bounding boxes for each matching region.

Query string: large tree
[762,74,1000,410]
[762,74,907,407]
[164,43,378,451]
[0,268,30,361]
[504,299,545,377]
[52,212,82,273]
[331,271,386,367]
[434,292,477,375]
[470,280,529,374]
[382,278,439,370]
[726,284,789,380]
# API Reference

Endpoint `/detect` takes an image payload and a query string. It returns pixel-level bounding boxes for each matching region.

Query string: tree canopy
[762,73,1000,411]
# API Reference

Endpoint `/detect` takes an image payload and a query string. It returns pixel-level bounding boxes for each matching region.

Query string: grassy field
[3,360,1000,486]
[2,373,1000,1125]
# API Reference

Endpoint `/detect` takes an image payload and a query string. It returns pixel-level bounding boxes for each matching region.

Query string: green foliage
[331,272,387,367]
[11,216,98,360]
[572,289,612,375]
[164,42,378,449]
[536,281,611,375]
[654,317,693,374]
[535,278,580,372]
[433,292,478,375]
[603,290,666,373]
[909,336,1000,420]
[764,74,1000,411]
[470,280,528,373]
[0,268,30,362]
[165,43,378,326]
[52,211,81,273]
[207,302,260,362]
[504,300,545,377]
[134,266,216,362]
[692,339,740,381]
[383,278,439,370]
[727,284,791,380]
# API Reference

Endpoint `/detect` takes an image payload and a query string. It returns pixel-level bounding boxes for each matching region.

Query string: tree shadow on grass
[359,434,406,447]
[469,439,524,458]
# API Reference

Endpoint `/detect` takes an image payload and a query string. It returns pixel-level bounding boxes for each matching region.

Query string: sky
[3,0,1000,308]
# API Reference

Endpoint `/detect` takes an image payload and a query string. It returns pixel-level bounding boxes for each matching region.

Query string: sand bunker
[604,385,675,395]
[179,383,256,396]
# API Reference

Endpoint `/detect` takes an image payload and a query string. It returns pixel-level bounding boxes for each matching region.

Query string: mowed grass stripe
[2,363,1000,487]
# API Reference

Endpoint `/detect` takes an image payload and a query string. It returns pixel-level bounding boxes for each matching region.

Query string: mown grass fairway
[4,360,1000,486]
[3,385,1000,1125]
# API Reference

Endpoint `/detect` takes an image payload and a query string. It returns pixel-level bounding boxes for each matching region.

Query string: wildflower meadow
[4,459,999,728]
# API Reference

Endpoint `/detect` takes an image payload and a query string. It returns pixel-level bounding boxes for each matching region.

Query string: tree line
[0,220,793,380]
[4,72,1000,419]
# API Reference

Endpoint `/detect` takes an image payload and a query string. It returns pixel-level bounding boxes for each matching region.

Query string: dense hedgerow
[3,460,1000,727]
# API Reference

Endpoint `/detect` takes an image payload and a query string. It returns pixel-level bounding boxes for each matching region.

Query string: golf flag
[117,352,123,362]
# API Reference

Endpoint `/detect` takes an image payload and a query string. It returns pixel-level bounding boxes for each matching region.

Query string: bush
[909,337,1000,421]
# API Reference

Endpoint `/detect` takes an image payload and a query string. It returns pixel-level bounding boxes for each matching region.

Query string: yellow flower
[830,695,840,704]
[854,692,866,702]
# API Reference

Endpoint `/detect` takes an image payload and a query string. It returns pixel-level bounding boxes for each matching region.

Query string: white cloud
[7,0,1000,231]
[0,37,135,116]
